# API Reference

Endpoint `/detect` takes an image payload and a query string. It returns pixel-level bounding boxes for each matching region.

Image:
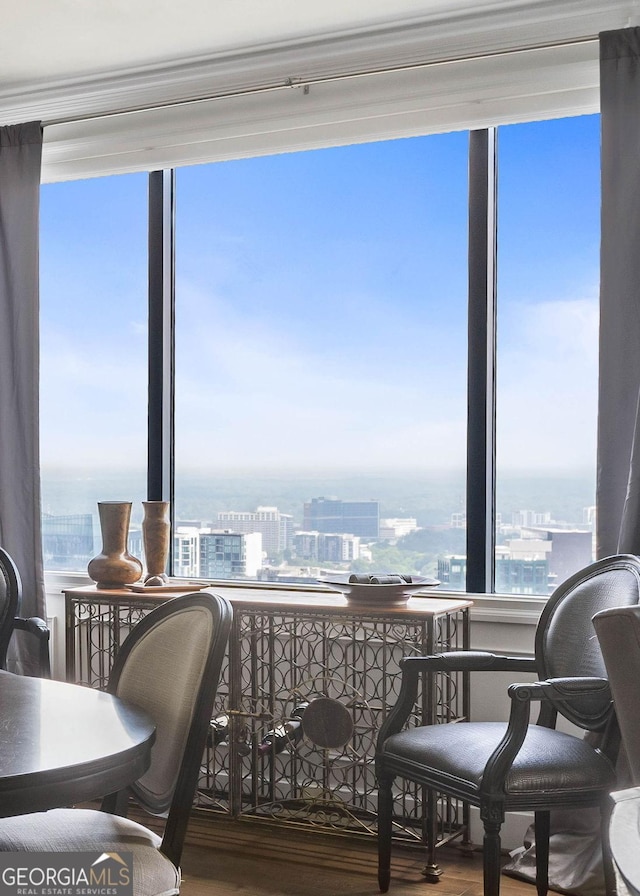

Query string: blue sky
[496,115,600,473]
[39,114,600,477]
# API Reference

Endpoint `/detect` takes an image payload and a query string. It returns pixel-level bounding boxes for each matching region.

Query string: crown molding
[40,38,599,182]
[0,0,632,127]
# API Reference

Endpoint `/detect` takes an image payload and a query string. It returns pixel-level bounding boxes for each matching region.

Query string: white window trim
[6,0,626,182]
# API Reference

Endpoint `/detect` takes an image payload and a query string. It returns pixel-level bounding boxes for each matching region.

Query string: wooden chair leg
[422,786,443,881]
[482,819,503,896]
[378,770,394,893]
[534,811,550,896]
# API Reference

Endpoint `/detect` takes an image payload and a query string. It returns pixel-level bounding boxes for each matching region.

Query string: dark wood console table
[64,583,471,849]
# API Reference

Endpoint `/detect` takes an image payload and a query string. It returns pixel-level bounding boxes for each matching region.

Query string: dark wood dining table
[0,670,155,817]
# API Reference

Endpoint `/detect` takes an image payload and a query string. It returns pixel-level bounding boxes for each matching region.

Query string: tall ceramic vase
[142,500,171,585]
[88,501,143,589]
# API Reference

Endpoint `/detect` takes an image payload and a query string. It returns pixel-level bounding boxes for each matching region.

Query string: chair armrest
[510,677,610,702]
[482,676,611,797]
[376,652,537,748]
[513,676,612,731]
[401,651,537,675]
[13,616,51,678]
[13,616,49,640]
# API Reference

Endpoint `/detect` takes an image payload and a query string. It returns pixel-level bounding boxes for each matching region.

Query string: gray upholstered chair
[0,590,232,896]
[0,547,50,677]
[593,604,640,896]
[376,553,640,896]
[592,603,640,786]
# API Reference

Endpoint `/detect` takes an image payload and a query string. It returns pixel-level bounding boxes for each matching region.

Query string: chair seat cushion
[0,809,180,896]
[380,722,616,804]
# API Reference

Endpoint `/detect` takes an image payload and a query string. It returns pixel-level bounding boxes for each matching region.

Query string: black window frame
[146,127,499,594]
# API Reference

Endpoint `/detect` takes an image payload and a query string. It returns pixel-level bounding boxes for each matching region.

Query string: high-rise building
[438,554,550,593]
[42,513,94,570]
[199,529,262,579]
[524,528,593,590]
[495,556,550,594]
[437,555,466,590]
[217,506,292,560]
[512,510,552,528]
[173,526,263,578]
[302,497,379,539]
[294,531,360,563]
[379,518,418,539]
[173,527,201,578]
[439,527,593,594]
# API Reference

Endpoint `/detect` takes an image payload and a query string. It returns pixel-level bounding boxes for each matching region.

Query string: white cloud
[41,279,598,474]
[40,326,148,466]
[497,296,598,470]
[174,281,467,469]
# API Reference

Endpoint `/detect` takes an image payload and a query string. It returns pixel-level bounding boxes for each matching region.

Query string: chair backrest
[0,547,50,678]
[534,553,640,730]
[593,604,640,786]
[107,590,232,864]
[0,548,22,670]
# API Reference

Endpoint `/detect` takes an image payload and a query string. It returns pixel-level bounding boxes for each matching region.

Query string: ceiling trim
[13,0,631,182]
[42,40,600,183]
[1,0,631,128]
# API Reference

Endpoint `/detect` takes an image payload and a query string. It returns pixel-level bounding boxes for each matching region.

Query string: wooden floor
[176,815,536,896]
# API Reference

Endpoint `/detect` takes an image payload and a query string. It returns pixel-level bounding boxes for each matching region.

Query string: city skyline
[42,477,595,592]
[39,465,595,530]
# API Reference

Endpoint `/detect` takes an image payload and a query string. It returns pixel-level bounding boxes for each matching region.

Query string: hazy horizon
[40,465,595,531]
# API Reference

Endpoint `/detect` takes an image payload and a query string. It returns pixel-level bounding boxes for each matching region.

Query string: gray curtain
[0,121,45,674]
[597,28,640,558]
[505,28,640,895]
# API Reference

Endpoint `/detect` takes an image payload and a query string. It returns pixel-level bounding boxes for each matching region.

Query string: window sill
[45,570,545,625]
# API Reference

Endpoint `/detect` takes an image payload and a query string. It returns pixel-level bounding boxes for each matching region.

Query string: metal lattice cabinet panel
[64,587,470,846]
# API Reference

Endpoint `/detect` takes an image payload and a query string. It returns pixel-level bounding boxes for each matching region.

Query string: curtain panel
[0,121,45,674]
[505,26,640,896]
[597,27,640,557]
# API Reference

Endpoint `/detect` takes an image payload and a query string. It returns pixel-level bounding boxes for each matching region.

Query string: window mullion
[147,169,176,563]
[466,128,497,594]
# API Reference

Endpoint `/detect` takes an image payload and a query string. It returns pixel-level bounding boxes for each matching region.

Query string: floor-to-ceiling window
[40,173,148,569]
[173,135,469,583]
[39,115,600,596]
[495,115,599,594]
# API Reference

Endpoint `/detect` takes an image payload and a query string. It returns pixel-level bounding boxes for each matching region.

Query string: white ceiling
[2,0,636,112]
[2,0,492,89]
[2,0,636,181]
